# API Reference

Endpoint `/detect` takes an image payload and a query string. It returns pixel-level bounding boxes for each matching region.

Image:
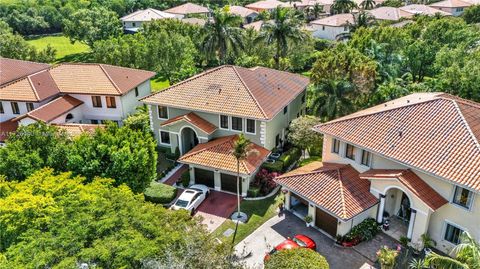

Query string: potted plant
[377,245,399,269]
[304,215,313,227]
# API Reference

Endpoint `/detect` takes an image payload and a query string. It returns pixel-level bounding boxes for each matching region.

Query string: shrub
[252,169,279,195]
[262,160,284,173]
[247,186,260,197]
[377,246,400,269]
[181,170,190,187]
[144,182,177,204]
[265,248,329,269]
[337,218,380,244]
[278,147,302,171]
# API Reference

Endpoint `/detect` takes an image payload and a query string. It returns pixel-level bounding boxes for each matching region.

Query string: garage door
[194,168,214,188]
[315,207,338,237]
[220,173,241,193]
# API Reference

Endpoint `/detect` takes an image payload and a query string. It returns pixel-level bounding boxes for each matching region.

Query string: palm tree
[331,0,358,14]
[256,7,306,69]
[426,232,480,269]
[309,80,355,121]
[308,3,324,21]
[202,9,244,64]
[360,0,376,10]
[348,11,375,33]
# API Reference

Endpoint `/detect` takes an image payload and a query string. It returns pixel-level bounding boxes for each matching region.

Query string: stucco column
[377,194,386,223]
[241,177,248,197]
[214,170,221,191]
[285,191,291,210]
[189,166,195,186]
[407,209,417,240]
[308,203,316,224]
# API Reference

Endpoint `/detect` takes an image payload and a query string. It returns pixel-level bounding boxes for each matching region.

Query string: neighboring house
[244,20,268,31]
[228,5,259,23]
[164,3,210,18]
[367,6,414,21]
[309,14,354,40]
[429,0,472,16]
[399,4,452,16]
[120,8,178,33]
[276,93,480,254]
[245,0,293,12]
[141,65,309,195]
[0,58,155,138]
[296,0,332,14]
[181,17,206,26]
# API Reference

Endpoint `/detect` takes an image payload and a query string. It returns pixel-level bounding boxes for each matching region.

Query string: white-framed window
[92,96,102,108]
[157,106,168,119]
[220,115,229,129]
[332,138,340,154]
[134,87,139,97]
[106,96,116,108]
[444,222,464,245]
[232,117,243,131]
[345,143,355,160]
[361,150,371,167]
[301,94,305,104]
[456,7,463,12]
[11,102,20,114]
[283,105,288,114]
[452,186,474,210]
[0,102,3,114]
[246,119,255,134]
[160,131,170,145]
[322,25,325,31]
[26,102,34,112]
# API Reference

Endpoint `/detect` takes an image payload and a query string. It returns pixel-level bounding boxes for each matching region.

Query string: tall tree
[201,9,244,64]
[360,0,376,10]
[287,116,323,158]
[308,3,324,20]
[331,0,357,14]
[426,232,480,269]
[308,80,355,121]
[256,7,306,69]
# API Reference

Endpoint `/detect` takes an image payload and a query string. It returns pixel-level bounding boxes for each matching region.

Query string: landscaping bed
[336,218,380,247]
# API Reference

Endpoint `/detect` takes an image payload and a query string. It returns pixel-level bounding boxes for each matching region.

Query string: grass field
[151,78,170,92]
[26,35,90,63]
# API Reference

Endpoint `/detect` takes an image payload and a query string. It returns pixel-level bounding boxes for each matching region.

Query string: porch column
[285,191,291,210]
[308,203,316,224]
[407,209,417,240]
[214,170,221,191]
[189,166,195,185]
[377,194,386,223]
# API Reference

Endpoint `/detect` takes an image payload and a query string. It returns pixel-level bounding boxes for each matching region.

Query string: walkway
[162,164,188,186]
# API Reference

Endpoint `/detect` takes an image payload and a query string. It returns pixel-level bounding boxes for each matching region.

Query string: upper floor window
[444,223,464,245]
[132,22,136,27]
[0,102,4,114]
[106,97,116,108]
[158,106,168,119]
[456,7,463,12]
[452,186,473,209]
[322,25,325,31]
[344,26,349,31]
[283,106,288,114]
[92,96,102,108]
[332,138,340,154]
[275,134,280,147]
[232,117,243,131]
[135,87,139,97]
[26,102,34,112]
[345,143,355,160]
[301,94,305,104]
[220,115,229,129]
[361,150,371,166]
[11,102,20,114]
[246,119,255,134]
[160,131,170,145]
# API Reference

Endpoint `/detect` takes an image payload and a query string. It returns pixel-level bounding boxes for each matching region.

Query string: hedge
[144,182,177,204]
[278,147,302,171]
[262,160,284,173]
[265,248,329,269]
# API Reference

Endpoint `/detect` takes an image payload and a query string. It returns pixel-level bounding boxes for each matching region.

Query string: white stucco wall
[0,99,50,122]
[311,24,349,40]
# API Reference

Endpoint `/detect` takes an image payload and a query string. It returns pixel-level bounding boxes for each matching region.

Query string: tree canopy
[264,248,330,269]
[287,116,323,155]
[0,169,240,268]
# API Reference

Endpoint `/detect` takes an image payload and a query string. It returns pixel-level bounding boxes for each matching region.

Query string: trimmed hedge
[181,170,190,187]
[265,248,329,269]
[262,160,284,173]
[144,182,177,204]
[247,186,261,197]
[278,147,302,170]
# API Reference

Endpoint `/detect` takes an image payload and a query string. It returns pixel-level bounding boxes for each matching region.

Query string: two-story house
[275,93,480,254]
[0,58,155,143]
[142,65,309,195]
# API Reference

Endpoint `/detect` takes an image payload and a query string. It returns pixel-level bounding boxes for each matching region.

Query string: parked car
[264,234,316,261]
[170,184,210,214]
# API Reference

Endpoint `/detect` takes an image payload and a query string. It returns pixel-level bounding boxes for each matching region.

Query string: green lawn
[298,156,322,167]
[151,78,170,92]
[212,192,284,245]
[26,35,90,63]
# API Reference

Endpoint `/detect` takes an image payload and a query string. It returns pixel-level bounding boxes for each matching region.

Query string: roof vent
[398,131,403,137]
[407,100,410,103]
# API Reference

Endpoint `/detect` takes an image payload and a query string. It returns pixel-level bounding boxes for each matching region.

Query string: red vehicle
[264,234,316,261]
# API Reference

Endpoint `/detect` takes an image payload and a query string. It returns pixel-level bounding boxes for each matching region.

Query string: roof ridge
[98,64,122,95]
[231,66,268,119]
[449,98,480,151]
[26,75,41,102]
[336,168,348,220]
[275,165,341,179]
[180,135,236,159]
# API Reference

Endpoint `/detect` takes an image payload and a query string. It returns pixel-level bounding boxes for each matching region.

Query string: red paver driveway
[196,191,239,232]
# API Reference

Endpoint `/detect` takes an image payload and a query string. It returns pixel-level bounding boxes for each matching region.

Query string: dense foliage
[144,181,178,204]
[287,116,323,155]
[264,248,330,269]
[0,122,156,193]
[0,169,240,268]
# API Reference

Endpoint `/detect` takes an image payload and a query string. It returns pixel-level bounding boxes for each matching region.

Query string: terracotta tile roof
[15,95,83,123]
[53,123,104,136]
[141,65,309,120]
[310,13,354,27]
[0,58,50,86]
[296,0,332,7]
[360,169,448,210]
[228,6,258,17]
[368,7,414,21]
[178,135,270,175]
[430,0,471,8]
[314,93,480,191]
[0,118,18,142]
[161,112,218,135]
[181,17,206,26]
[246,0,293,10]
[276,162,378,220]
[120,8,176,21]
[399,4,452,16]
[164,3,209,15]
[244,20,267,31]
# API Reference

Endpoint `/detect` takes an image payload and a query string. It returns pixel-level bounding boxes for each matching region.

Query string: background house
[120,8,178,33]
[309,14,353,40]
[228,5,259,23]
[163,3,210,18]
[429,0,473,16]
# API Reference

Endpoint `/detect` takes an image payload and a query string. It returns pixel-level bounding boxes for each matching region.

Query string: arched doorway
[382,187,412,240]
[65,113,74,122]
[180,127,199,154]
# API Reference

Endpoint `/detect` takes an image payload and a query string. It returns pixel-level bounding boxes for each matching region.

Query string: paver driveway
[195,191,237,232]
[235,211,378,269]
